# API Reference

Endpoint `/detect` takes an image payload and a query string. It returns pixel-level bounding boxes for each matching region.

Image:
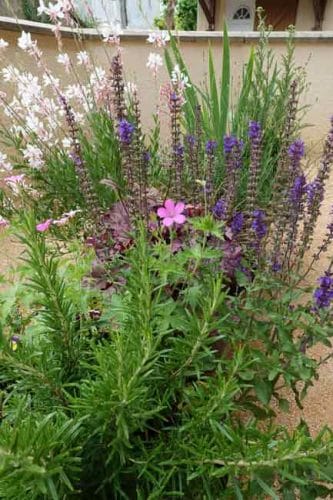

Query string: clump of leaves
[0,215,332,498]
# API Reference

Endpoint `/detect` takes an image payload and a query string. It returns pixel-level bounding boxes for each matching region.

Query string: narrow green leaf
[220,22,231,137]
[256,477,279,500]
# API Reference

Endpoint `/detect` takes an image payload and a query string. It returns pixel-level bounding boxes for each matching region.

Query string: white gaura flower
[17,74,42,107]
[62,137,72,149]
[46,2,65,22]
[90,67,106,85]
[147,31,170,48]
[65,84,84,101]
[22,144,45,169]
[25,113,53,143]
[77,51,90,66]
[146,52,163,76]
[2,65,20,82]
[17,31,35,51]
[0,152,12,172]
[37,0,47,16]
[0,39,9,49]
[171,64,191,89]
[4,174,26,194]
[124,81,138,96]
[57,53,71,72]
[101,25,122,45]
[43,73,60,88]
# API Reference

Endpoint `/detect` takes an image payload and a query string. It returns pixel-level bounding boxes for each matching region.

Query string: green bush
[0,17,332,498]
[0,216,332,498]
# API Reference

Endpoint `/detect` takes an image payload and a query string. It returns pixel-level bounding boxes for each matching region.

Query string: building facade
[77,0,161,29]
[198,0,333,31]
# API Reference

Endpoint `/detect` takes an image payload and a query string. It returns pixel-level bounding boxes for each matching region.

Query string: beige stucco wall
[0,19,332,142]
[198,0,333,31]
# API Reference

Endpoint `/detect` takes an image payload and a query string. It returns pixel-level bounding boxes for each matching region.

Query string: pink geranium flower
[157,199,186,228]
[36,219,52,232]
[0,216,9,229]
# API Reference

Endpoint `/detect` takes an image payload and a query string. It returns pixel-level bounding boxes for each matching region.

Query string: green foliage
[164,22,308,203]
[176,0,197,30]
[155,0,197,31]
[21,0,45,23]
[0,218,332,497]
[21,0,94,27]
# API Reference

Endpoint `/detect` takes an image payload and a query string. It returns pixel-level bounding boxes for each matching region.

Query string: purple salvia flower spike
[212,198,227,220]
[313,271,333,309]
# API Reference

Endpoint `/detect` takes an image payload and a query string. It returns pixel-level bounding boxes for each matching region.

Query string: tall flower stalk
[223,135,243,217]
[299,117,333,260]
[245,121,262,214]
[59,94,99,218]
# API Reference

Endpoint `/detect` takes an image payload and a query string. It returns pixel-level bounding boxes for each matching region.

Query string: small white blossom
[146,52,163,76]
[0,39,9,49]
[124,81,138,96]
[171,64,191,89]
[22,144,45,169]
[2,65,20,82]
[64,209,81,218]
[76,51,90,66]
[62,137,72,149]
[57,52,71,71]
[43,73,60,88]
[147,31,170,48]
[4,174,26,194]
[101,25,122,44]
[17,31,35,51]
[0,152,12,172]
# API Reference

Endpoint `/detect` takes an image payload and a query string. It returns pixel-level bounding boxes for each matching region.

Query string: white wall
[126,0,161,29]
[77,0,161,29]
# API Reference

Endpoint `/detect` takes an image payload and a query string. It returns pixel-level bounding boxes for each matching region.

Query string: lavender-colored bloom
[271,260,282,272]
[223,135,238,154]
[212,198,227,220]
[313,272,333,309]
[118,119,135,145]
[248,121,261,140]
[290,174,306,205]
[143,150,151,162]
[186,134,196,147]
[231,211,244,234]
[221,241,242,279]
[306,179,322,207]
[252,209,267,240]
[69,151,84,167]
[174,143,184,157]
[205,140,217,155]
[170,92,178,102]
[288,139,305,162]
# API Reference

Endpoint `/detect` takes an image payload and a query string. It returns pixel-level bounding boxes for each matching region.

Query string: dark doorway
[256,0,299,30]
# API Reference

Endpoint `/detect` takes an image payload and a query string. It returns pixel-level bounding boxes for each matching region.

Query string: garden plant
[0,2,332,498]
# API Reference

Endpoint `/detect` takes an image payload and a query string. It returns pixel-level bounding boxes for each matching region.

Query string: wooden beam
[198,0,216,30]
[312,0,328,30]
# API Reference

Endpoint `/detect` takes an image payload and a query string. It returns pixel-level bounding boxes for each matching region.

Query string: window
[226,0,255,31]
[233,7,251,20]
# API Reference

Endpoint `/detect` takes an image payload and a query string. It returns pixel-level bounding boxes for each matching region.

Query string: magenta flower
[157,199,186,228]
[36,219,53,232]
[0,216,9,229]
